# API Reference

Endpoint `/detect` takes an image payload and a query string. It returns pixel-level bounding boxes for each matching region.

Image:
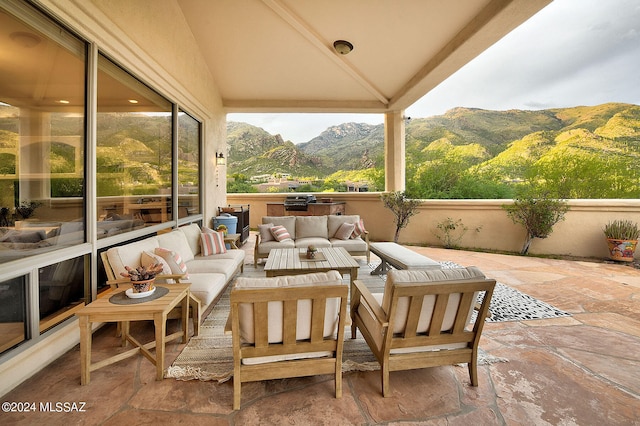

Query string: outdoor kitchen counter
[266,202,346,216]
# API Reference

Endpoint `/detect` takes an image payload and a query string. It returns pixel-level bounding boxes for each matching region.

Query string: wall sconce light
[216,152,226,166]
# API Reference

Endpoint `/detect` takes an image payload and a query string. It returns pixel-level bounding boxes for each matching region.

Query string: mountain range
[227,103,640,196]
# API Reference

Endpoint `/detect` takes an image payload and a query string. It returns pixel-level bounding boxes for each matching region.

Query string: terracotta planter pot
[131,278,155,293]
[606,238,638,262]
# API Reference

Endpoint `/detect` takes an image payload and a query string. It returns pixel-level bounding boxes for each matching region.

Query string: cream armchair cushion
[381,267,485,333]
[234,270,343,345]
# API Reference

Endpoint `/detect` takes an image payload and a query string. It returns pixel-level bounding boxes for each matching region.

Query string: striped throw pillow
[334,222,356,240]
[200,231,227,255]
[270,225,292,242]
[350,219,366,239]
[140,251,175,283]
[154,247,189,279]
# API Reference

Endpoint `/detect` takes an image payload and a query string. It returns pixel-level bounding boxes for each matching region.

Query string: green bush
[502,195,569,254]
[381,191,421,243]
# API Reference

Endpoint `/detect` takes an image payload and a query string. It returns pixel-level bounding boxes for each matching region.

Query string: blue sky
[228,0,640,144]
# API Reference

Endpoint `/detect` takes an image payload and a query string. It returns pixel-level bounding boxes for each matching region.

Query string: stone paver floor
[2,239,639,425]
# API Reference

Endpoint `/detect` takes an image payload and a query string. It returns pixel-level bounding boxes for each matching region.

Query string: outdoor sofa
[254,215,370,266]
[103,223,245,316]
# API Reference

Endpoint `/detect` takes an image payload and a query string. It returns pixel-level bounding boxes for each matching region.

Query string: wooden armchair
[350,267,495,397]
[229,271,348,410]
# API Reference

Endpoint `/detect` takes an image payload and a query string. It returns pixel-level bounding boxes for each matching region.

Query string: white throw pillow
[258,223,274,242]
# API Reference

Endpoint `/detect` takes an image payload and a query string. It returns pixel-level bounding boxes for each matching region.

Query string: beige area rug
[165,261,507,382]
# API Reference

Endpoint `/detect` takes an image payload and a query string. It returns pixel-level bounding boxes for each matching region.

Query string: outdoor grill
[284,194,317,211]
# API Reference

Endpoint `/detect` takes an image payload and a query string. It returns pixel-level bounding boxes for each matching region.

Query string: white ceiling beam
[224,98,388,113]
[261,0,389,106]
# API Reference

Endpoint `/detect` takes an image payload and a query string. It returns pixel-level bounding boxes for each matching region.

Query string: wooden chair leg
[335,365,343,398]
[469,358,479,386]
[233,377,241,410]
[381,364,390,397]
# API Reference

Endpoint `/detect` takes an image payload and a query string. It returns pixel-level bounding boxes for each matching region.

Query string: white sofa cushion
[295,216,328,239]
[257,239,295,255]
[196,249,245,263]
[157,229,195,262]
[177,223,203,256]
[186,258,238,280]
[294,237,332,249]
[186,272,227,308]
[328,237,367,252]
[106,237,160,277]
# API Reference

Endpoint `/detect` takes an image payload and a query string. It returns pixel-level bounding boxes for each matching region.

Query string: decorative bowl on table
[125,286,156,299]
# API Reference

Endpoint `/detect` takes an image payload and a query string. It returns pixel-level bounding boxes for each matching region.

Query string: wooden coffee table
[264,247,359,285]
[76,283,190,385]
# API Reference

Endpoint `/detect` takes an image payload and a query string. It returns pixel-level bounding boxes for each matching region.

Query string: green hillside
[227,103,640,198]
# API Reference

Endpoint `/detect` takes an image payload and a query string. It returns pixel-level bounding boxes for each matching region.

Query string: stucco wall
[228,193,640,260]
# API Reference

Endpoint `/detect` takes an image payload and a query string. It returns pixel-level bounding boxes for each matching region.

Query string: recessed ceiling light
[128,99,139,104]
[9,31,41,48]
[58,100,70,104]
[333,40,354,55]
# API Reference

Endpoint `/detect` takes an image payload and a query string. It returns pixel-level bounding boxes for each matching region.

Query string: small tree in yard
[381,191,421,243]
[502,195,569,255]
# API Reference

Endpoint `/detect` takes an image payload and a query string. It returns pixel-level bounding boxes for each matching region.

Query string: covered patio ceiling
[178,0,552,113]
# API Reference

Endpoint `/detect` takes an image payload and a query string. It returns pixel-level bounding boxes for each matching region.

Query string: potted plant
[120,263,164,293]
[306,245,318,259]
[603,219,639,262]
[216,224,228,236]
[14,200,41,225]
